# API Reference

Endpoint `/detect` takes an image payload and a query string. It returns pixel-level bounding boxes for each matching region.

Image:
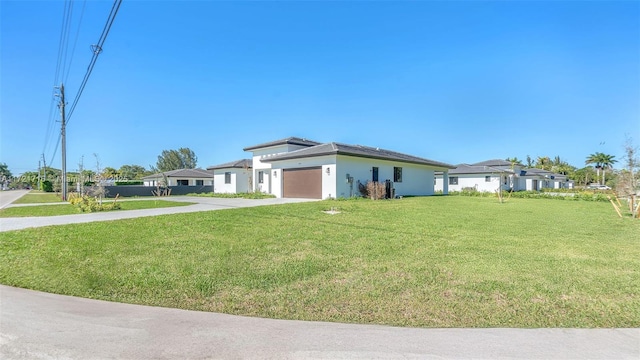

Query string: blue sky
[1,1,638,175]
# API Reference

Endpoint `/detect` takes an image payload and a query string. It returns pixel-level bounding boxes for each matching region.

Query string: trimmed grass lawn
[12,191,64,204]
[0,197,638,328]
[0,200,193,217]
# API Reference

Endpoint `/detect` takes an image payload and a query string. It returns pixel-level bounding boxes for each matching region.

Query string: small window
[394,167,402,182]
[449,177,458,185]
[258,171,264,184]
[177,179,189,186]
[503,176,508,185]
[372,167,379,182]
[224,172,231,184]
[485,176,491,182]
[196,180,204,186]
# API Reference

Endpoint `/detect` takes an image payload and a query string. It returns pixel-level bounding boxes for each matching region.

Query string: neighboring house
[435,159,574,192]
[519,168,574,190]
[142,168,214,187]
[206,159,252,194]
[243,137,455,199]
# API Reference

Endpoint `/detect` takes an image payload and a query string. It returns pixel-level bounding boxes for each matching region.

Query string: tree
[525,155,534,168]
[0,163,12,189]
[118,164,149,179]
[102,167,119,179]
[535,156,551,170]
[155,148,197,172]
[505,157,522,169]
[586,152,617,185]
[620,136,639,195]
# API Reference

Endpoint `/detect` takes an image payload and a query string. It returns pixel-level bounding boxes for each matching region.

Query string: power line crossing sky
[1,1,638,175]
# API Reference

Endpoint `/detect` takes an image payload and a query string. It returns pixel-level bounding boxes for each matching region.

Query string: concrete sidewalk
[0,196,314,232]
[1,285,637,359]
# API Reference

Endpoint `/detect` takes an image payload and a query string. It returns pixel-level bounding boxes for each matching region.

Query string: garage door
[283,167,322,199]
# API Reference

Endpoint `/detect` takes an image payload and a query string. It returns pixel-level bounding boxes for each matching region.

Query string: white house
[142,168,214,187]
[435,159,574,192]
[519,168,574,190]
[243,137,455,199]
[206,159,252,194]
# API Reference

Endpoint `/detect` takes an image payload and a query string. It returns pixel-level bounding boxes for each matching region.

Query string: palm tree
[600,153,617,185]
[505,157,522,170]
[586,152,617,185]
[536,156,551,170]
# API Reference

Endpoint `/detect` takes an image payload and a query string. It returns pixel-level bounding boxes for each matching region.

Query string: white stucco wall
[213,169,251,193]
[249,144,312,194]
[335,156,439,198]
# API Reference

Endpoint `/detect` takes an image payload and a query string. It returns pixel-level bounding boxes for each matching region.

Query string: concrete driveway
[0,189,30,209]
[0,196,314,232]
[1,285,638,360]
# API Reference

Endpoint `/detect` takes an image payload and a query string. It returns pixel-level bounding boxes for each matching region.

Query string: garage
[283,167,322,199]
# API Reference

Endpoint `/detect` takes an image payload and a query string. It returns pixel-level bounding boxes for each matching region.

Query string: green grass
[0,200,193,217]
[12,191,64,204]
[187,192,276,199]
[1,197,638,328]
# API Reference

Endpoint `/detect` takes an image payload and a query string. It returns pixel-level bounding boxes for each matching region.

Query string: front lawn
[0,197,638,328]
[12,191,64,204]
[0,200,193,217]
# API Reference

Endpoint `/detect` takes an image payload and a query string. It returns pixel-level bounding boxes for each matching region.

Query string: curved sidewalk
[1,285,638,360]
[0,196,313,232]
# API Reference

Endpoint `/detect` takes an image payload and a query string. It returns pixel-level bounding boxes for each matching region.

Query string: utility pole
[42,153,47,182]
[58,83,67,201]
[38,160,41,190]
[78,155,84,196]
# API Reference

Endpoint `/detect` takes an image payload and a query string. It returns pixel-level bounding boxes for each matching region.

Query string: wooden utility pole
[59,83,67,201]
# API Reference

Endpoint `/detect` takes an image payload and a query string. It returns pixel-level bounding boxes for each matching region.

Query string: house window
[485,176,491,182]
[177,179,189,186]
[449,177,458,185]
[224,172,231,184]
[196,180,204,186]
[503,176,508,185]
[372,167,379,182]
[258,171,264,184]
[394,167,402,182]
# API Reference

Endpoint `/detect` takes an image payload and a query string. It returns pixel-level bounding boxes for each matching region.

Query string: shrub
[115,180,143,186]
[40,180,53,192]
[366,181,386,200]
[68,193,121,213]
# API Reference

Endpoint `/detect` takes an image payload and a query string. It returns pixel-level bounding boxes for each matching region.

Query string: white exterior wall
[250,144,311,194]
[213,168,251,194]
[335,156,438,197]
[437,174,503,192]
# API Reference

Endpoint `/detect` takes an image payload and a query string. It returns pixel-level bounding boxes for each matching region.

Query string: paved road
[0,196,314,232]
[0,190,29,209]
[1,285,637,360]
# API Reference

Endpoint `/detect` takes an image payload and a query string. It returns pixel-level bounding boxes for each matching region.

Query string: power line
[66,0,122,124]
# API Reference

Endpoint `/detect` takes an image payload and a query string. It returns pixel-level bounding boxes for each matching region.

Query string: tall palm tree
[586,152,616,185]
[585,153,603,184]
[600,153,617,185]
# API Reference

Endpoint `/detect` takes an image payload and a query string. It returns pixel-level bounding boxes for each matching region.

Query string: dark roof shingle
[206,159,252,170]
[261,142,455,168]
[243,137,321,151]
[142,168,214,179]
